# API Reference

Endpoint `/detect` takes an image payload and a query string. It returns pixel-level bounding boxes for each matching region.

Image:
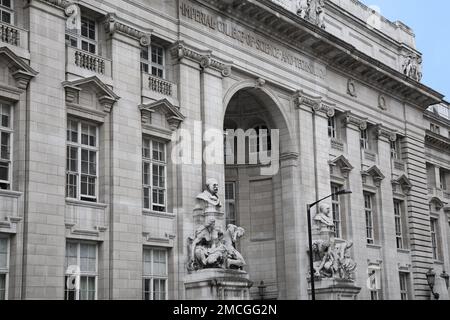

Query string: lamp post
[307,189,352,300]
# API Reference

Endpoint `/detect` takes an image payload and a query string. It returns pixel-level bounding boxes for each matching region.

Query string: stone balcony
[0,22,29,53]
[66,46,112,78]
[142,73,178,105]
[65,198,108,239]
[0,189,22,234]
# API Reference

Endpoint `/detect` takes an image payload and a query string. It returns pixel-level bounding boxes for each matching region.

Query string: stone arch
[222,79,296,155]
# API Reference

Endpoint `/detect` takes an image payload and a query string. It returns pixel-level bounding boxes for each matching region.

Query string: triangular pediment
[62,76,120,113]
[139,99,185,131]
[0,46,38,89]
[329,155,354,171]
[364,166,385,181]
[392,174,412,195]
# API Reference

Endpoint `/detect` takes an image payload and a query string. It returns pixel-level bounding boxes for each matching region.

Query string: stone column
[342,112,370,299]
[22,0,68,299]
[376,126,401,299]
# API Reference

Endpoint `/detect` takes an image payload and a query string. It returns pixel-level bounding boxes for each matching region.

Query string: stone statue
[296,0,326,29]
[196,178,222,211]
[222,224,246,269]
[188,216,224,270]
[312,240,337,278]
[313,203,335,229]
[311,239,357,280]
[335,240,357,280]
[187,218,247,271]
[402,55,423,81]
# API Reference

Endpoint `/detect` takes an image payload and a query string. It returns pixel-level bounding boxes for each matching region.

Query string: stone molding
[139,98,185,131]
[0,46,38,90]
[170,41,232,77]
[362,165,385,187]
[103,13,152,46]
[342,111,367,130]
[375,124,397,142]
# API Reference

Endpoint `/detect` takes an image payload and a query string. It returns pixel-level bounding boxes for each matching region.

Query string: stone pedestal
[193,206,225,230]
[308,278,361,300]
[184,269,253,300]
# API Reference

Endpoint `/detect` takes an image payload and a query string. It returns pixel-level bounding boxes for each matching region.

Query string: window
[439,169,447,190]
[331,184,342,238]
[66,119,99,202]
[430,218,440,260]
[364,193,374,244]
[0,237,8,300]
[430,123,440,134]
[64,242,97,300]
[360,128,369,150]
[65,16,97,54]
[399,272,410,300]
[390,139,401,160]
[141,44,165,78]
[0,103,12,190]
[248,125,271,163]
[143,248,168,300]
[225,182,236,226]
[0,0,13,24]
[394,200,405,249]
[328,116,337,139]
[143,138,167,212]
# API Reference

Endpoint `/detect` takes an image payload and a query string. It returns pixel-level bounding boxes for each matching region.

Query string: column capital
[170,41,232,77]
[375,124,397,142]
[342,111,367,131]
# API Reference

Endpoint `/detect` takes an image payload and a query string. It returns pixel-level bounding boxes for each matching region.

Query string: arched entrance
[222,86,295,299]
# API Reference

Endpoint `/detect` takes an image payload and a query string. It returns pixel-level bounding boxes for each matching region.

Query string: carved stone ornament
[314,203,335,230]
[347,78,357,97]
[170,41,232,77]
[64,3,81,32]
[375,124,397,142]
[103,13,152,45]
[296,0,326,29]
[255,78,266,88]
[294,90,322,110]
[311,239,357,280]
[342,111,367,130]
[378,94,387,111]
[402,54,423,82]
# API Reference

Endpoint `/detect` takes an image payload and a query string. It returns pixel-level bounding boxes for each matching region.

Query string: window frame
[0,102,13,190]
[328,115,337,139]
[142,137,167,213]
[399,272,410,300]
[394,200,405,249]
[360,128,369,150]
[66,119,99,203]
[141,44,166,79]
[331,183,342,238]
[65,15,98,55]
[0,236,9,300]
[364,192,375,245]
[225,182,237,226]
[390,139,401,160]
[0,0,14,25]
[142,247,168,300]
[64,241,98,301]
[430,217,440,261]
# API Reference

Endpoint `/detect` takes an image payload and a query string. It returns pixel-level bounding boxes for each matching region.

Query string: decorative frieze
[170,41,232,77]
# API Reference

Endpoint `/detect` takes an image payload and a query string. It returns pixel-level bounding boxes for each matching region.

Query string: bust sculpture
[314,203,335,228]
[196,178,222,211]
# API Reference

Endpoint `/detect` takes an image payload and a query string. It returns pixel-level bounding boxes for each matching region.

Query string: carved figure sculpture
[297,0,309,18]
[335,240,357,280]
[313,203,335,228]
[402,55,423,82]
[296,0,326,29]
[222,224,246,269]
[196,178,222,210]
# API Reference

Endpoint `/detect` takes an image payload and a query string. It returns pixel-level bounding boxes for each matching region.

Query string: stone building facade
[0,0,449,300]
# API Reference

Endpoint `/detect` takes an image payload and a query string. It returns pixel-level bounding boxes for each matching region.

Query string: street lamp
[307,189,352,301]
[426,268,440,300]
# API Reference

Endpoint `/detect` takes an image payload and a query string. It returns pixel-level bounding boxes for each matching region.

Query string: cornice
[104,13,152,46]
[342,111,367,130]
[170,41,232,77]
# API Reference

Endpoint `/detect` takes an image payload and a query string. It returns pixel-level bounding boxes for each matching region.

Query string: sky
[360,0,449,100]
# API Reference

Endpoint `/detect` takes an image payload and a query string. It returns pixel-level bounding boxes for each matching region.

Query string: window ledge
[0,189,22,198]
[65,198,108,209]
[143,209,176,219]
[366,244,382,250]
[397,249,411,254]
[433,260,444,265]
